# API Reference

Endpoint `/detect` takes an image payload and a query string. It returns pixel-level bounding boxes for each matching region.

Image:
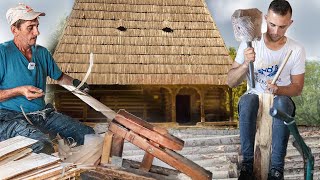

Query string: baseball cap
[6,3,45,25]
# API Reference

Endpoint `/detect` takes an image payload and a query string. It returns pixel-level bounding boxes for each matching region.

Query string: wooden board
[0,153,60,180]
[115,110,184,150]
[253,93,273,179]
[81,167,157,180]
[109,122,212,180]
[100,132,113,165]
[0,148,32,166]
[0,136,37,161]
[14,164,61,180]
[64,142,103,164]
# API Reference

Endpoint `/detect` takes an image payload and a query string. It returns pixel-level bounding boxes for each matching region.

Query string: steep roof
[52,0,233,85]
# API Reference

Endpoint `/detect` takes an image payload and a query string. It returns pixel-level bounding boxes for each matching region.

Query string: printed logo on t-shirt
[256,64,279,90]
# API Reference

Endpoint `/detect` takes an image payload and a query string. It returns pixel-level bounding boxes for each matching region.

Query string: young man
[0,4,94,154]
[227,0,305,179]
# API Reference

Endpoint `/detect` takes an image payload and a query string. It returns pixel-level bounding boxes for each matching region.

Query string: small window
[162,27,173,33]
[117,26,127,32]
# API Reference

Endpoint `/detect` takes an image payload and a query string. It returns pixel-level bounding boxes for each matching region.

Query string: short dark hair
[12,19,27,29]
[268,0,292,16]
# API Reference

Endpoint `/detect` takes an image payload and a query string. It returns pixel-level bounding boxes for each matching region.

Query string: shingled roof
[52,0,233,85]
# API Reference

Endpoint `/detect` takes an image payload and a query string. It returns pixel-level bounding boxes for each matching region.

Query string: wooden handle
[271,50,293,85]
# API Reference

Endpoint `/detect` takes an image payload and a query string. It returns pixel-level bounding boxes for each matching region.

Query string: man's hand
[244,47,256,66]
[72,79,89,93]
[20,86,44,100]
[266,80,279,94]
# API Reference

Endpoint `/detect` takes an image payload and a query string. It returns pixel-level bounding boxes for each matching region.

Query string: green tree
[227,47,247,120]
[293,61,320,125]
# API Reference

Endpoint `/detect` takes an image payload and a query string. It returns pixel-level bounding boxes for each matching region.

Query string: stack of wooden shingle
[0,136,82,180]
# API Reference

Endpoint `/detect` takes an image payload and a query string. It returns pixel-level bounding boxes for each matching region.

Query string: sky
[0,0,319,60]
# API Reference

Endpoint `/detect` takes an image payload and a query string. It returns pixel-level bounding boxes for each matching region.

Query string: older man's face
[13,19,40,46]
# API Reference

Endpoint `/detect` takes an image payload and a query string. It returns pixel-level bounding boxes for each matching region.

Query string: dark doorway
[176,95,191,123]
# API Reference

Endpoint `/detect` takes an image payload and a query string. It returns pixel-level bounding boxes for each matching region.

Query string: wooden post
[199,90,205,123]
[100,132,113,166]
[170,88,178,123]
[140,142,159,172]
[253,93,273,180]
[111,134,124,157]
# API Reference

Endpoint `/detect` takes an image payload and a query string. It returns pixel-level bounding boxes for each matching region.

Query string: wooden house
[48,0,233,125]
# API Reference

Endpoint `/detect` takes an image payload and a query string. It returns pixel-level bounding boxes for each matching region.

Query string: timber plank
[0,136,37,161]
[116,110,184,150]
[0,153,60,180]
[0,148,32,166]
[14,164,61,180]
[81,167,156,180]
[109,122,212,180]
[77,144,103,165]
[64,142,103,164]
[100,132,113,165]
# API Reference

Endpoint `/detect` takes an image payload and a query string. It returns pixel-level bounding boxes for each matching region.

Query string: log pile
[0,136,83,180]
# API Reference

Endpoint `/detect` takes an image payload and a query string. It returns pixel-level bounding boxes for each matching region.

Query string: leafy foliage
[293,61,320,125]
[227,47,247,120]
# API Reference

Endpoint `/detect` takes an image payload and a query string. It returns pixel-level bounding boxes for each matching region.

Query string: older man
[0,3,94,154]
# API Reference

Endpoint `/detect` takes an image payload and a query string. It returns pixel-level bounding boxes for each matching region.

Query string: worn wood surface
[253,93,273,180]
[0,148,32,166]
[14,164,62,180]
[116,110,184,150]
[0,136,37,161]
[0,153,60,180]
[100,132,114,165]
[64,140,103,164]
[111,133,125,157]
[109,122,212,180]
[118,110,168,135]
[81,167,156,180]
[140,151,155,172]
[123,159,180,176]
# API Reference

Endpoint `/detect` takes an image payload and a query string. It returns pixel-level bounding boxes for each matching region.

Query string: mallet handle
[246,42,255,88]
[271,50,293,85]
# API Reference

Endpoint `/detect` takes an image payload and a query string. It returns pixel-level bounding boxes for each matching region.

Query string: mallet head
[232,8,262,42]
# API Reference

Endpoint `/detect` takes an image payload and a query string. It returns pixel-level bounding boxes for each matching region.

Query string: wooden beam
[111,133,124,157]
[109,122,212,180]
[100,132,113,165]
[139,152,154,172]
[115,110,184,150]
[169,88,177,123]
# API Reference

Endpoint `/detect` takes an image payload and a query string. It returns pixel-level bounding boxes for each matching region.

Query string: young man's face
[265,10,293,42]
[12,19,40,46]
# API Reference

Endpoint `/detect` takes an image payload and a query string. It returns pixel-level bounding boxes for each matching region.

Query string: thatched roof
[52,0,233,85]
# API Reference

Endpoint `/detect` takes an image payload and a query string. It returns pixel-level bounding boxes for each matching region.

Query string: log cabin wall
[50,84,230,124]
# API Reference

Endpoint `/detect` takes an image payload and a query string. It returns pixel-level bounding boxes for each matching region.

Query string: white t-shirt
[235,35,306,94]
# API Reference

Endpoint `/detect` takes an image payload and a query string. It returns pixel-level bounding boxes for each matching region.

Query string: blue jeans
[238,94,295,172]
[0,105,95,154]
